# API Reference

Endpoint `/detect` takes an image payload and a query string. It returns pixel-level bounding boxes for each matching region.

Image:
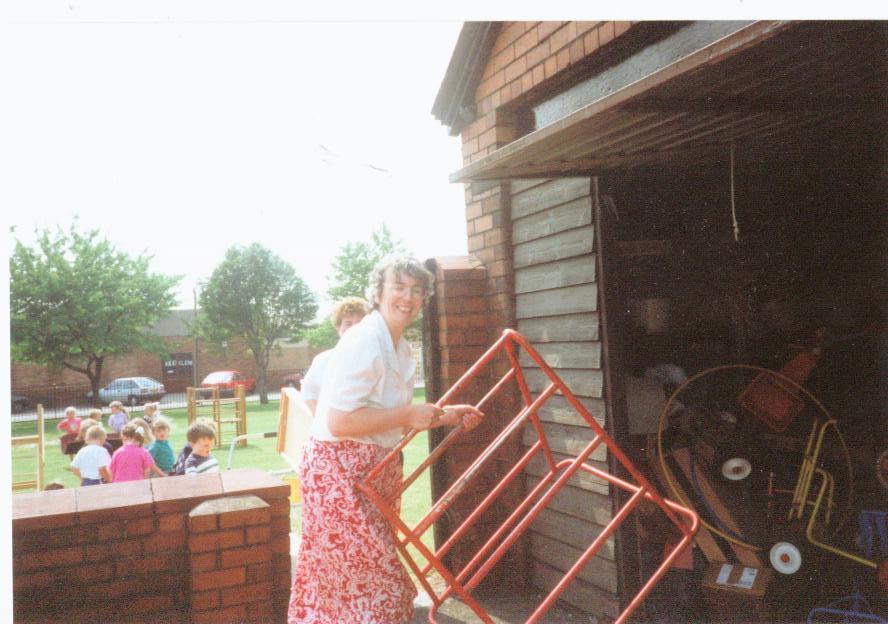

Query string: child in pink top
[109,422,157,482]
[57,406,82,436]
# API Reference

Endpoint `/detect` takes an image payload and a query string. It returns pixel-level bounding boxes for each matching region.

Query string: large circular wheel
[656,363,854,553]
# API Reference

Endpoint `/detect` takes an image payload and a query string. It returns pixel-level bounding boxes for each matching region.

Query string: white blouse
[300,349,332,403]
[310,310,416,448]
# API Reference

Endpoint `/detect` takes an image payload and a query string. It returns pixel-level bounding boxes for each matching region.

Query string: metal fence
[10,368,305,423]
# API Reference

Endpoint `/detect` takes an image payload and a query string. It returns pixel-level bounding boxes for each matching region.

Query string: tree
[9,223,181,401]
[327,223,406,301]
[198,243,317,403]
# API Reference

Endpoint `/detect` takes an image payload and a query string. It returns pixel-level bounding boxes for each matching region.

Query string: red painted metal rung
[357,329,699,624]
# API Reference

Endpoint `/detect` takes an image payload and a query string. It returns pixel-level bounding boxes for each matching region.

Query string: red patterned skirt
[288,437,416,624]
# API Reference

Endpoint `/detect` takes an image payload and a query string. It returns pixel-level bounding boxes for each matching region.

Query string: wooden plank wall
[511,178,620,619]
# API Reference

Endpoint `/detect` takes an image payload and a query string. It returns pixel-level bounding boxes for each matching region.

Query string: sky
[3,11,470,317]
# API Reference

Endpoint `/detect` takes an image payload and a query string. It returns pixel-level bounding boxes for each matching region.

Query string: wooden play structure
[12,404,45,492]
[186,385,247,449]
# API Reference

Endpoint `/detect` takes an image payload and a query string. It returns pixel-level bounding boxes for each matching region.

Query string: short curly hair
[330,296,370,329]
[365,255,434,308]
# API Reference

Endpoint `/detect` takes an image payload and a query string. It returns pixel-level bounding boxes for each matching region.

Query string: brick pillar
[424,254,525,588]
[187,495,284,623]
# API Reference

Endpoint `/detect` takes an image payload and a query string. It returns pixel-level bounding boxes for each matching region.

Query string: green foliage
[199,243,318,401]
[327,224,406,301]
[302,320,339,350]
[9,223,180,395]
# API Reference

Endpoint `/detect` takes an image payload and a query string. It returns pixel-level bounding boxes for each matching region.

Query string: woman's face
[378,268,424,333]
[336,313,364,337]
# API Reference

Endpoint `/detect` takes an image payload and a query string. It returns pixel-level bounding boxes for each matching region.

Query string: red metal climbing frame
[357,329,699,624]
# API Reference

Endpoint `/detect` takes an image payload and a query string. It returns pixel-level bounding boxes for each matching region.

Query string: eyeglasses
[385,282,425,298]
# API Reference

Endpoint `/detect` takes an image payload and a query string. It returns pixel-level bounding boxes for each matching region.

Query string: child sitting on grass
[71,424,112,486]
[147,416,175,475]
[108,401,129,434]
[109,422,164,482]
[183,420,219,475]
[57,406,82,436]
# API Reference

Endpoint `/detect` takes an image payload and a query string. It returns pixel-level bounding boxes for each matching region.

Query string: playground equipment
[225,386,312,503]
[187,384,247,449]
[12,404,45,492]
[358,329,699,624]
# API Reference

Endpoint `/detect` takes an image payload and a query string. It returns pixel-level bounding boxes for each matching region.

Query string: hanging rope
[730,141,740,242]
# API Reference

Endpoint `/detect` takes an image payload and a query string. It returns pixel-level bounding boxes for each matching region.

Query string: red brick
[191,551,218,573]
[525,40,550,69]
[544,55,558,79]
[247,600,275,621]
[191,589,220,611]
[221,581,273,607]
[510,79,524,101]
[614,20,631,37]
[537,21,562,41]
[269,515,291,536]
[569,37,585,64]
[270,534,290,555]
[246,561,272,583]
[157,512,186,533]
[128,593,174,615]
[13,571,51,591]
[556,47,571,71]
[268,498,291,518]
[467,233,485,253]
[548,23,572,51]
[532,63,545,87]
[466,202,483,221]
[272,554,291,573]
[245,524,271,545]
[188,512,218,533]
[191,605,247,624]
[144,530,187,553]
[219,507,270,530]
[139,551,179,573]
[96,520,124,542]
[503,56,526,83]
[191,566,246,591]
[513,28,538,57]
[221,544,272,569]
[125,516,156,537]
[189,528,244,553]
[491,44,515,73]
[18,545,83,572]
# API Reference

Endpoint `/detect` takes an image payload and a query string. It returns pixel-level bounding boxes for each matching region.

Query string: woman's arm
[99,466,112,483]
[327,403,444,438]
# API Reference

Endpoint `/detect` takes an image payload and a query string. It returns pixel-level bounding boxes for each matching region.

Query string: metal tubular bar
[504,339,558,471]
[430,440,546,574]
[528,486,648,623]
[415,383,558,537]
[465,434,605,591]
[397,367,517,497]
[359,329,699,624]
[356,478,495,624]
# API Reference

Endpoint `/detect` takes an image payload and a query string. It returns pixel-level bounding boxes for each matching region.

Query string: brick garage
[12,468,291,623]
[428,20,887,622]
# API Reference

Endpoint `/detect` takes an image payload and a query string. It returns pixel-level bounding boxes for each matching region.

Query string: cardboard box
[702,562,772,622]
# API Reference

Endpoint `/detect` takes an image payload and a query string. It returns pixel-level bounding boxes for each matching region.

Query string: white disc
[770,541,802,574]
[722,457,752,481]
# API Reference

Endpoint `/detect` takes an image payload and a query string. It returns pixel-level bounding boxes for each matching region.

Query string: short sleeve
[323,330,383,413]
[301,351,329,402]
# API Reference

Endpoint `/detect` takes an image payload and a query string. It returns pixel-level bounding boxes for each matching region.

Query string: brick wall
[425,256,525,587]
[12,468,291,623]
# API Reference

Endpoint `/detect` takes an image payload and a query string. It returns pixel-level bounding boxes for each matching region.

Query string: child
[57,406,82,436]
[183,420,219,474]
[108,401,129,434]
[109,422,164,482]
[70,424,112,486]
[147,416,175,475]
[77,418,115,456]
[142,402,160,425]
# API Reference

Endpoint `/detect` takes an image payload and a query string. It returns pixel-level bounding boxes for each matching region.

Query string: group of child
[58,402,220,487]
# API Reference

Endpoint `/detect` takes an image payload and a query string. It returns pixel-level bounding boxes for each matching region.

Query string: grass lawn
[12,388,436,560]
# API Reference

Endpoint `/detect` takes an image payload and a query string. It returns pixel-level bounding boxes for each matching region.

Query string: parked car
[281,371,304,390]
[11,393,31,413]
[200,370,255,397]
[88,377,166,406]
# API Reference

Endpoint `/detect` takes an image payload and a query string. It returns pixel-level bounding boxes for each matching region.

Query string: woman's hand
[438,405,485,431]
[404,403,446,431]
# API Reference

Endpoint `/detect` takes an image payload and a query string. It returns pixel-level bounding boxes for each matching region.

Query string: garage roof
[451,21,887,182]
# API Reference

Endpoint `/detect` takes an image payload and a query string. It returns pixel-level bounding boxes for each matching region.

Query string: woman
[289,256,483,624]
[301,295,370,415]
